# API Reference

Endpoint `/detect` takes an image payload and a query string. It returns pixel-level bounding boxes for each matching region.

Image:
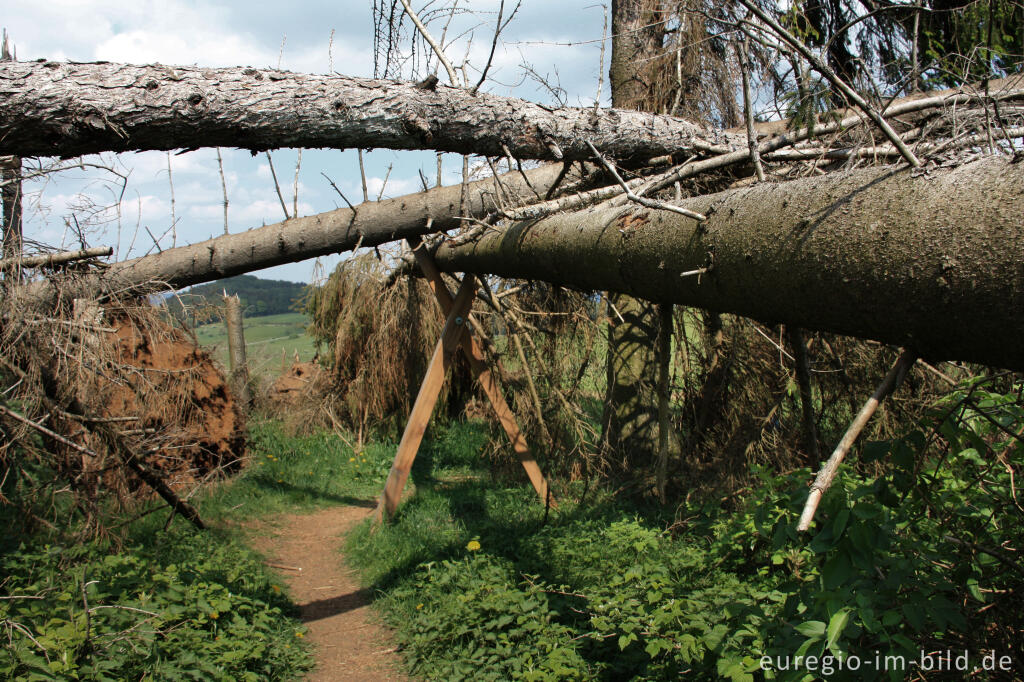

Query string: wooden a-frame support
[372,240,555,523]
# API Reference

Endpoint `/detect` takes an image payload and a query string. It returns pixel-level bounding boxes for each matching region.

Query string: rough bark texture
[603,0,668,469]
[434,156,1024,372]
[603,292,661,466]
[0,60,740,160]
[18,163,569,304]
[223,294,250,412]
[0,155,20,264]
[609,0,664,112]
[0,42,19,265]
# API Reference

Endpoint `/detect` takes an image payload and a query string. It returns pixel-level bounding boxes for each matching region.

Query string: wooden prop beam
[407,239,555,508]
[373,276,477,523]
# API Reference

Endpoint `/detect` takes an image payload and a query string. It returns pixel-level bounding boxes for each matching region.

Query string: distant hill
[167,275,309,321]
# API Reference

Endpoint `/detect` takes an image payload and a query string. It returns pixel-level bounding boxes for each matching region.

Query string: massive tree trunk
[0,60,739,161]
[12,153,1023,371]
[434,156,1024,372]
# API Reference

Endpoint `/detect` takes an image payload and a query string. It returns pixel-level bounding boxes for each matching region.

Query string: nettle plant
[371,375,1023,682]
[751,376,1024,681]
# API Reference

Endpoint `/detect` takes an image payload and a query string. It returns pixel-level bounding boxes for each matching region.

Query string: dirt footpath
[251,506,409,681]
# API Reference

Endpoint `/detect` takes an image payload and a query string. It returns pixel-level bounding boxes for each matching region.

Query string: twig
[584,140,706,221]
[797,350,917,531]
[320,172,355,211]
[593,3,607,112]
[471,0,515,94]
[358,149,369,203]
[265,152,290,219]
[737,0,921,168]
[738,36,765,182]
[398,0,460,86]
[166,152,177,247]
[328,28,335,73]
[376,163,393,201]
[292,149,302,218]
[216,148,229,234]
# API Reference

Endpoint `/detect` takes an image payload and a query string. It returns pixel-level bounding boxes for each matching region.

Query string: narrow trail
[251,506,409,682]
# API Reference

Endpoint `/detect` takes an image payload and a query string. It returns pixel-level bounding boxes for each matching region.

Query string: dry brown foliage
[304,251,475,440]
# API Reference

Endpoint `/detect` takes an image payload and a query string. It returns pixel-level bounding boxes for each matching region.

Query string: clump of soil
[89,312,246,487]
[270,360,324,405]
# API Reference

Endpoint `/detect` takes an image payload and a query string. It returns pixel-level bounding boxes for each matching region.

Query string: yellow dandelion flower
[466,540,481,552]
[295,631,305,638]
[349,457,356,462]
[210,611,219,620]
[416,603,424,610]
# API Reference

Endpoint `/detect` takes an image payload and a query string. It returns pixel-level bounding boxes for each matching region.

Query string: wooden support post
[373,276,477,523]
[407,238,555,508]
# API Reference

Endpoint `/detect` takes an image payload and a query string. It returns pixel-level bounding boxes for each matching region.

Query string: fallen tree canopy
[435,156,1024,371]
[0,60,738,160]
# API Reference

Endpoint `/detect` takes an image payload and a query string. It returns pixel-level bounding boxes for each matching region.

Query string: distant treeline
[167,275,308,322]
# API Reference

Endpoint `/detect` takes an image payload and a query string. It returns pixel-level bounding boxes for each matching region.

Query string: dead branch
[797,350,917,531]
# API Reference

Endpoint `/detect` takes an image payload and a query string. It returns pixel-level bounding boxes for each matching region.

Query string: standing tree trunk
[223,294,251,412]
[602,0,668,473]
[0,34,20,275]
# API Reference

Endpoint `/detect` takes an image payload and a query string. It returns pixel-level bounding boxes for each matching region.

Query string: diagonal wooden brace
[407,238,555,509]
[373,275,477,523]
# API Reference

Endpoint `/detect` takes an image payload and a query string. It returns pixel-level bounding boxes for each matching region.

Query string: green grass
[195,419,396,521]
[0,417,389,682]
[193,312,317,379]
[335,402,1024,681]
[10,374,1021,681]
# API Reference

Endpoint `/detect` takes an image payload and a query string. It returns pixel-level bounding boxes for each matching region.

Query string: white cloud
[364,176,417,200]
[227,199,315,224]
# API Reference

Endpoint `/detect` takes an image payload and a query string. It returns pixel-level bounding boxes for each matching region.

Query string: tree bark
[602,0,674,472]
[16,162,572,304]
[0,60,739,161]
[433,156,1024,372]
[0,155,21,265]
[223,294,250,412]
[0,40,19,268]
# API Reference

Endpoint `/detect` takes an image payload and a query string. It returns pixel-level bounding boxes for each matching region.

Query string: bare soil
[108,314,243,479]
[251,506,410,682]
[269,360,322,405]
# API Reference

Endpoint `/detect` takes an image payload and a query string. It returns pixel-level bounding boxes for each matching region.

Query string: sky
[4,1,607,283]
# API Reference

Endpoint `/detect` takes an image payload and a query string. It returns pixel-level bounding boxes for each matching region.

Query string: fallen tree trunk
[13,149,1024,371]
[21,162,572,301]
[434,156,1024,371]
[0,60,738,160]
